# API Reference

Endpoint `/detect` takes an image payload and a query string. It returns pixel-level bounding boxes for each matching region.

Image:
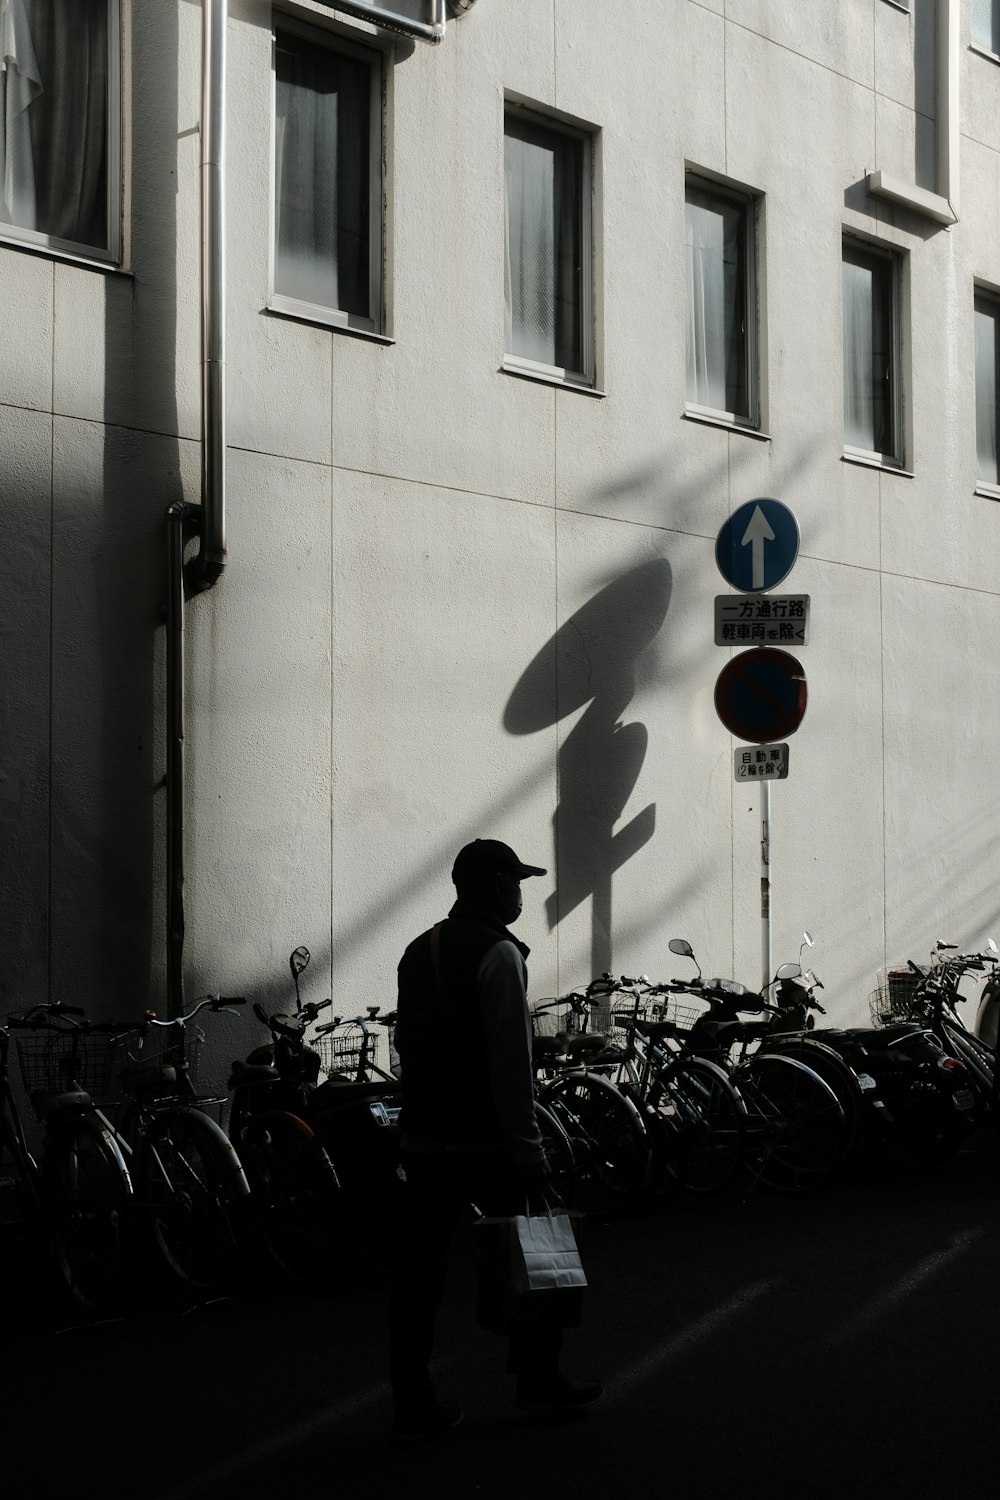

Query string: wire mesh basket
[315,1023,371,1080]
[125,1027,205,1085]
[869,967,927,1025]
[15,1027,136,1103]
[530,1002,587,1038]
[610,992,704,1034]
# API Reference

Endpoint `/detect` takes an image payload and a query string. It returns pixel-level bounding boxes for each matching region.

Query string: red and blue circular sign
[715,648,808,744]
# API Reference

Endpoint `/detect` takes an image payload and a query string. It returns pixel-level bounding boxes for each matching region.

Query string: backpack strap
[429,921,447,1002]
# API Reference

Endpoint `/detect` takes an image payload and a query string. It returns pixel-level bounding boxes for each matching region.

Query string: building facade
[3,0,1000,1064]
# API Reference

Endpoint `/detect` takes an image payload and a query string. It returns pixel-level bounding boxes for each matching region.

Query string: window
[0,0,121,262]
[971,0,1000,55]
[272,24,382,332]
[842,239,902,465]
[975,293,999,488]
[685,176,757,426]
[503,105,593,386]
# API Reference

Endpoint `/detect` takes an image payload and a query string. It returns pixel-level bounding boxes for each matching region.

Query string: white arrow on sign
[741,503,776,590]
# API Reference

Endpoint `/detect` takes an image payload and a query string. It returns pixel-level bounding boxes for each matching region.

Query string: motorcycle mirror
[775,962,802,981]
[802,931,814,948]
[668,936,701,980]
[289,945,310,1012]
[987,939,998,956]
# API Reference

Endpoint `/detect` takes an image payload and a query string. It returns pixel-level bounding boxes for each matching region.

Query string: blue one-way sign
[716,498,799,593]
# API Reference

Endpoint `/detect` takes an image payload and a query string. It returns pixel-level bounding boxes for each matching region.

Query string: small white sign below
[734,744,790,782]
[715,594,810,647]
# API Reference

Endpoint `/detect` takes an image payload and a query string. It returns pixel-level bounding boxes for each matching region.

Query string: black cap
[452,839,547,886]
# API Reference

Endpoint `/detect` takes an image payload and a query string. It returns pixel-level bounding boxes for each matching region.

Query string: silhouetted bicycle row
[3,936,997,1323]
[528,935,1000,1218]
[0,947,405,1320]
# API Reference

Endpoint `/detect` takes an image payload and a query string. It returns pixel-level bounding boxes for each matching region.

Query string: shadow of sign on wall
[504,558,672,975]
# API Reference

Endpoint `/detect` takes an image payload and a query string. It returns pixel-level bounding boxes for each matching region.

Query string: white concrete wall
[4,0,1000,1066]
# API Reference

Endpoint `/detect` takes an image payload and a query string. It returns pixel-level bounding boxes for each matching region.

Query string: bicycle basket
[16,1028,134,1103]
[530,1003,584,1038]
[869,968,925,1025]
[125,1028,205,1085]
[315,1024,369,1080]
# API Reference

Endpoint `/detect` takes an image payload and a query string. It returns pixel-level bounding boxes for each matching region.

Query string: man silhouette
[388,838,602,1443]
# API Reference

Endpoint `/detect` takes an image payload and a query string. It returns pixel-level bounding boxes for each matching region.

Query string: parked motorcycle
[763,941,979,1163]
[668,937,978,1165]
[228,946,404,1276]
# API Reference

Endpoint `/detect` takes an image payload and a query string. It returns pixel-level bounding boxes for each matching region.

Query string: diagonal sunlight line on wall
[607,1277,781,1397]
[825,1229,982,1347]
[152,1381,389,1500]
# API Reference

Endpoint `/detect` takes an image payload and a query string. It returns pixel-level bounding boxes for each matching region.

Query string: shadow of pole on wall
[504,558,673,977]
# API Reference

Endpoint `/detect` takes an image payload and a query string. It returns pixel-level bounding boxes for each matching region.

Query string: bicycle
[530,987,652,1215]
[608,977,748,1197]
[112,995,251,1295]
[657,943,847,1194]
[227,946,343,1287]
[6,1005,134,1315]
[0,1016,44,1275]
[869,944,997,1147]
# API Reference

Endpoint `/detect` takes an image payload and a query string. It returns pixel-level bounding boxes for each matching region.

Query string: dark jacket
[395,900,543,1165]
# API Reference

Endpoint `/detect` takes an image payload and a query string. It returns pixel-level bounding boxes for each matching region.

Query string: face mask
[496,875,523,924]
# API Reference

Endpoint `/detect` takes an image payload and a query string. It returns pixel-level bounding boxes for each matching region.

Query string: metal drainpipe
[165,0,462,1014]
[165,0,227,1017]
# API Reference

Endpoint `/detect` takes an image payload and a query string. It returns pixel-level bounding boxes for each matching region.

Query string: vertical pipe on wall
[165,0,228,1017]
[936,0,959,216]
[166,502,199,1018]
[190,0,228,593]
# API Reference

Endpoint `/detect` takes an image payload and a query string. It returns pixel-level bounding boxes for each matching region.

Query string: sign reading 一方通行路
[714,594,809,647]
[734,744,789,781]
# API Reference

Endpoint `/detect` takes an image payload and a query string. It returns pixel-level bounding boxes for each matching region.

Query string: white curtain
[685,189,745,415]
[972,0,999,53]
[0,0,108,250]
[274,33,370,319]
[842,255,876,451]
[975,302,998,484]
[504,117,581,374]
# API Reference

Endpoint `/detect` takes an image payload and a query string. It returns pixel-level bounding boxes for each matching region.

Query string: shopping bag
[510,1209,588,1295]
[474,1210,586,1334]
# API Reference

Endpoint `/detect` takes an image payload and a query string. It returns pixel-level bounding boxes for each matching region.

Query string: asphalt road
[5,1136,1000,1500]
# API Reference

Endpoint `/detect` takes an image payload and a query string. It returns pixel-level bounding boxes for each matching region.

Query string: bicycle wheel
[541,1071,653,1214]
[737,1052,846,1194]
[138,1109,247,1290]
[535,1101,577,1210]
[43,1115,132,1314]
[660,1058,747,1195]
[763,1037,868,1161]
[240,1111,342,1287]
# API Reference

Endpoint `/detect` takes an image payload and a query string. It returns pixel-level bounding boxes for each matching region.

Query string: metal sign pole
[761,779,772,992]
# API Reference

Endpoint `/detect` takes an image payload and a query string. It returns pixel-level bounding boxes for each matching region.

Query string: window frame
[974,286,1000,497]
[501,101,595,391]
[268,15,384,336]
[841,235,905,471]
[0,0,123,268]
[683,171,760,432]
